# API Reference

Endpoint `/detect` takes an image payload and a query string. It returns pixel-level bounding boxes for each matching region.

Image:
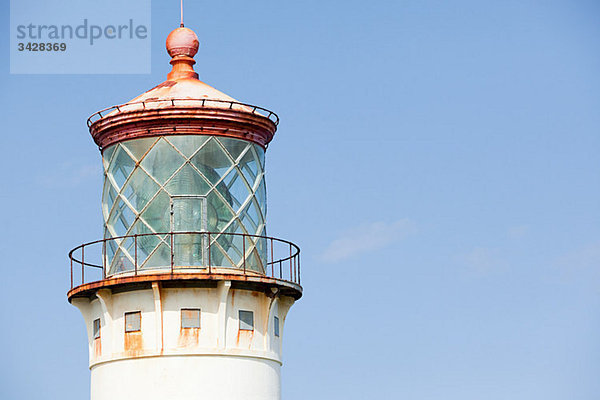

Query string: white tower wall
[72,281,295,400]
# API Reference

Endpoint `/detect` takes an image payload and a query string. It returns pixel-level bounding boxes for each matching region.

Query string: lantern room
[85,27,283,278]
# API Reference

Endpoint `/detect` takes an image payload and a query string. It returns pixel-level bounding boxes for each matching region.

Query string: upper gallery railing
[87,98,279,127]
[69,231,300,289]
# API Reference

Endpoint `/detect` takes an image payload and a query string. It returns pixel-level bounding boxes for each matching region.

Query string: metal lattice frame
[101,135,267,274]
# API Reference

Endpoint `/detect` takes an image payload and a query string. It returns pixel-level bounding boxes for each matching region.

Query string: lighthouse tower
[68,26,302,400]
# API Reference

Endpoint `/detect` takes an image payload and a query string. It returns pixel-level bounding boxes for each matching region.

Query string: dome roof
[131,77,238,104]
[88,26,278,150]
[128,26,239,106]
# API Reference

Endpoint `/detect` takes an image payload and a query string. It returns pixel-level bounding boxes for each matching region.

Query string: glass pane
[206,190,234,232]
[102,179,118,220]
[247,198,263,229]
[254,144,265,170]
[191,137,233,181]
[172,198,206,267]
[165,163,211,196]
[181,309,201,329]
[222,167,251,212]
[239,310,254,331]
[256,179,266,211]
[122,137,158,162]
[135,230,166,266]
[210,236,235,268]
[107,198,136,237]
[216,227,243,268]
[125,312,141,332]
[141,242,171,270]
[107,145,136,190]
[102,144,117,171]
[93,319,101,339]
[109,244,134,274]
[140,190,171,233]
[140,190,168,230]
[238,201,259,234]
[140,138,185,184]
[121,167,160,213]
[217,137,249,162]
[105,234,118,267]
[257,233,267,270]
[245,236,266,273]
[167,136,210,158]
[174,232,206,267]
[172,197,204,232]
[238,146,259,187]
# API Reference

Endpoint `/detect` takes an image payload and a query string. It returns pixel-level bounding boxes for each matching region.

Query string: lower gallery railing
[69,231,300,289]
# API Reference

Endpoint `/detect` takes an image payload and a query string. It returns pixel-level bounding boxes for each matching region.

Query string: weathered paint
[93,338,101,358]
[88,26,278,150]
[178,326,200,347]
[72,282,295,400]
[124,332,143,356]
[68,272,302,302]
[70,25,302,400]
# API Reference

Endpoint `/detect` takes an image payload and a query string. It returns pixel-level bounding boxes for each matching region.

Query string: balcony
[68,231,301,299]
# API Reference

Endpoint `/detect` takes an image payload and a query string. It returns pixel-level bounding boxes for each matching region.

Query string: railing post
[270,238,274,277]
[208,232,211,274]
[134,234,138,276]
[102,239,106,279]
[289,243,292,280]
[70,256,73,289]
[279,260,282,279]
[170,232,174,273]
[81,246,85,285]
[243,234,246,274]
[293,252,297,283]
[298,254,301,285]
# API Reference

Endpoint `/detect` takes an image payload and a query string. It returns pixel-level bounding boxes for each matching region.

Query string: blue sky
[2,1,600,399]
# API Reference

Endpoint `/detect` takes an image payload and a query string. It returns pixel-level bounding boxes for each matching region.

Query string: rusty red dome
[88,26,279,151]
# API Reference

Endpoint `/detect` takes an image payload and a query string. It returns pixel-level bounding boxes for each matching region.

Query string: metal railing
[69,231,300,290]
[87,98,280,128]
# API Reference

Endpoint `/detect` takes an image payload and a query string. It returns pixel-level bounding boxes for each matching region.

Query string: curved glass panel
[101,136,267,275]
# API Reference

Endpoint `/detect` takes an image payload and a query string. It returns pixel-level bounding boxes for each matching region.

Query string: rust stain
[178,327,200,348]
[124,332,143,356]
[93,338,101,358]
[236,329,254,349]
[90,111,275,151]
[68,272,303,302]
[151,81,177,90]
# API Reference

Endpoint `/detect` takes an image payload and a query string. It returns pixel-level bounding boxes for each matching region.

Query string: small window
[274,316,280,337]
[239,310,254,331]
[181,308,201,329]
[125,311,141,333]
[93,318,101,339]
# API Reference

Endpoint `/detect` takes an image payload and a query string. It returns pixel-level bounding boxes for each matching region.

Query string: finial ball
[166,27,199,58]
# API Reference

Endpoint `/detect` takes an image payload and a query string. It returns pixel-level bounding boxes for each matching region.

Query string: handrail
[68,231,300,289]
[87,98,279,128]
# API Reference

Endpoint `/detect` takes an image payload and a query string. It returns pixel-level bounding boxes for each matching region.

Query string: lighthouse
[68,26,302,400]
